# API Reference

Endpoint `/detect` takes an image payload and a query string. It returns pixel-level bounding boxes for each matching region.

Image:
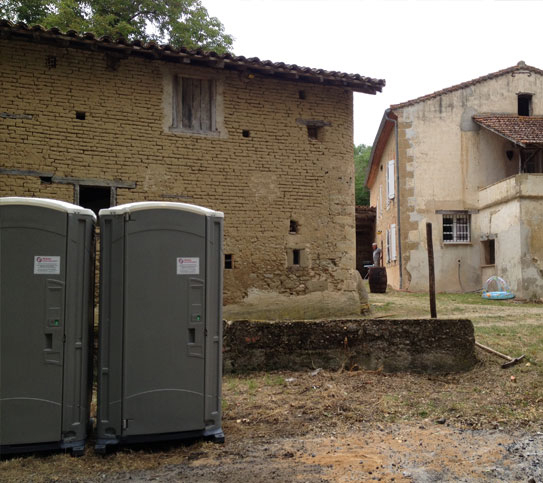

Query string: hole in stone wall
[289,220,298,234]
[46,56,57,69]
[242,130,250,138]
[225,254,233,269]
[76,111,86,120]
[292,249,301,266]
[307,126,320,140]
[299,90,306,100]
[40,176,53,184]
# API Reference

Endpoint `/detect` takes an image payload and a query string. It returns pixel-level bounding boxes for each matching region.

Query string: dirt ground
[2,286,542,482]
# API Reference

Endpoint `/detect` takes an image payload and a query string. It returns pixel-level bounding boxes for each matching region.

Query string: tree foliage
[354,143,372,206]
[1,0,234,53]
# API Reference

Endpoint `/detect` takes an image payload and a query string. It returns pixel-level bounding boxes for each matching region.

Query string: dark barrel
[368,267,387,293]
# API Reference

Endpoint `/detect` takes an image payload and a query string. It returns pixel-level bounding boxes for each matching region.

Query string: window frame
[442,212,471,244]
[172,75,217,134]
[517,93,532,116]
[481,238,496,265]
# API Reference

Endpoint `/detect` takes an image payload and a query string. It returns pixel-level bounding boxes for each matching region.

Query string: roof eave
[0,20,385,93]
[474,121,527,148]
[365,109,397,189]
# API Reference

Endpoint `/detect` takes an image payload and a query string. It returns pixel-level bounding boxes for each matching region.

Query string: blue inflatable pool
[482,291,515,300]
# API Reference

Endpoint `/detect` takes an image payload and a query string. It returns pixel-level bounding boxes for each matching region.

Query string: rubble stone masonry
[0,39,361,319]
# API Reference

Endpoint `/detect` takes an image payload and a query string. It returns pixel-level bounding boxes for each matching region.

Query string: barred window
[172,76,216,133]
[443,213,471,243]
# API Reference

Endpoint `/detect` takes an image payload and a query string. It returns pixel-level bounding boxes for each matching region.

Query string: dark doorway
[79,186,111,215]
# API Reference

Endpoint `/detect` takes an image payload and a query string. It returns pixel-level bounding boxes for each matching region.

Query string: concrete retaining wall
[223,318,477,374]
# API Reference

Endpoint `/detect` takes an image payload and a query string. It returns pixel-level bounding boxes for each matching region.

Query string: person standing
[372,242,382,267]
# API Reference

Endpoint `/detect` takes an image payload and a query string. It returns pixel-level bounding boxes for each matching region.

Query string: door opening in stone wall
[78,185,113,215]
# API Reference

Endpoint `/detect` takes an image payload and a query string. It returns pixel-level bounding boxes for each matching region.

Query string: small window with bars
[442,213,471,243]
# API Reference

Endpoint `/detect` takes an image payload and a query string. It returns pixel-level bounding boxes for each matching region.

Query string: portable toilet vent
[0,197,96,456]
[95,202,224,452]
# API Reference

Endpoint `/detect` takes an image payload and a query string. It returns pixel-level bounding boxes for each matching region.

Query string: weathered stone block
[223,318,477,374]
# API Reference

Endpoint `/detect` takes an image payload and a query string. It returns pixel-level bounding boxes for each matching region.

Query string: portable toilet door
[0,197,96,455]
[96,202,224,452]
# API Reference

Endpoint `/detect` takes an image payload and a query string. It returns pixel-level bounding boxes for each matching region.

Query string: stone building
[367,62,543,300]
[0,20,385,319]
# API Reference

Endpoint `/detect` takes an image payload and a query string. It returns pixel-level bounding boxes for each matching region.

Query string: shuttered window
[378,185,383,218]
[387,160,395,200]
[173,76,216,133]
[390,224,397,261]
[385,228,390,263]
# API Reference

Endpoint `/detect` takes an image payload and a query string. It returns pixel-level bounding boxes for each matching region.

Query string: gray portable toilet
[0,197,96,455]
[96,202,224,452]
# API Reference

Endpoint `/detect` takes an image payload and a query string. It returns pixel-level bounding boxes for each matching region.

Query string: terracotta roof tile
[391,62,543,109]
[473,114,543,146]
[0,19,385,94]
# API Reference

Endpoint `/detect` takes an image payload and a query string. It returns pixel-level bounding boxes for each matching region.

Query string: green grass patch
[264,374,286,387]
[475,324,543,366]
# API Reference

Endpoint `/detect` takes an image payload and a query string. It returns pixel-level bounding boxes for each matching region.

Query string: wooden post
[426,222,437,318]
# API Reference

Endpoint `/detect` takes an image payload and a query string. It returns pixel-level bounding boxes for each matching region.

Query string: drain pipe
[384,109,403,289]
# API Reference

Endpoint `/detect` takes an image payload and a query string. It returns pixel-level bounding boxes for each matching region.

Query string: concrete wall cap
[0,196,97,221]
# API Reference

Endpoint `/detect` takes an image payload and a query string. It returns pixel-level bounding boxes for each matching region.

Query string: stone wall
[223,318,477,374]
[0,38,360,319]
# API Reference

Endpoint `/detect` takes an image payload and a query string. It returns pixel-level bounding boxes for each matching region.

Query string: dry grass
[2,285,542,481]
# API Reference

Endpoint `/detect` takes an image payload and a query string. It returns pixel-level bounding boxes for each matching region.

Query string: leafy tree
[1,0,234,53]
[354,144,372,206]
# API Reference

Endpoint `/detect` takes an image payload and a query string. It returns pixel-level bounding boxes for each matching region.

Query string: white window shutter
[387,160,395,200]
[386,229,390,263]
[390,224,397,261]
[378,185,383,218]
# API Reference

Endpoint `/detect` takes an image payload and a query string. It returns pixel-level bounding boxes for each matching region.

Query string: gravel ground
[80,425,543,482]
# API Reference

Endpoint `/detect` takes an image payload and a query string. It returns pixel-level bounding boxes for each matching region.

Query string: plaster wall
[369,130,400,287]
[0,39,362,319]
[478,193,522,293]
[518,175,543,299]
[478,174,543,299]
[397,71,543,293]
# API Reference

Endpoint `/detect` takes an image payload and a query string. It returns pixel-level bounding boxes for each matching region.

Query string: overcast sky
[203,0,543,146]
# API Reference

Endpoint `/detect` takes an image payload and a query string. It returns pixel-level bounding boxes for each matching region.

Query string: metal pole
[426,222,437,318]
